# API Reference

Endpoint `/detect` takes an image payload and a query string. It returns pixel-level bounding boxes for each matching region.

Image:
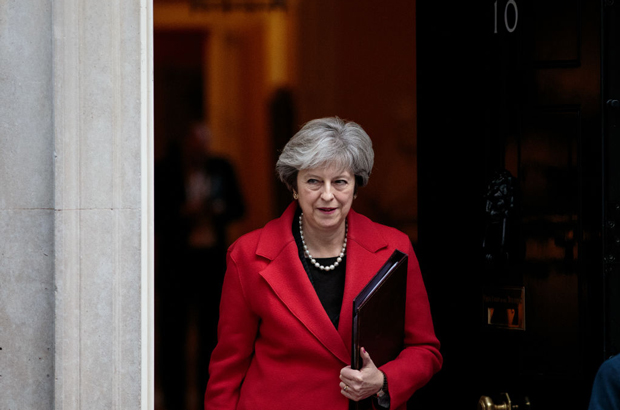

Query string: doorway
[152,2,421,409]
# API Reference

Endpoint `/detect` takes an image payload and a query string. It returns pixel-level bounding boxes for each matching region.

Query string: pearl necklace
[299,212,347,271]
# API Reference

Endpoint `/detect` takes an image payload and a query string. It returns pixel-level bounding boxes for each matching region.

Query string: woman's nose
[321,185,335,201]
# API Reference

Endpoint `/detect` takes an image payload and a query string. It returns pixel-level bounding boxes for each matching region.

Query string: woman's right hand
[339,347,384,401]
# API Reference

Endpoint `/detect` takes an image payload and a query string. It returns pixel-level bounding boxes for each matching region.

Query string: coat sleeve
[378,240,442,409]
[204,250,260,410]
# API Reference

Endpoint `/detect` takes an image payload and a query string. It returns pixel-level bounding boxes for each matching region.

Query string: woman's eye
[307,179,319,184]
[334,180,348,185]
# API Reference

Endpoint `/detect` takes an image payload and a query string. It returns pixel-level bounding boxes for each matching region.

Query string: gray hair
[276,117,374,192]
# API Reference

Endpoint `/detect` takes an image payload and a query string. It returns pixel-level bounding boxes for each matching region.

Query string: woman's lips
[318,207,337,213]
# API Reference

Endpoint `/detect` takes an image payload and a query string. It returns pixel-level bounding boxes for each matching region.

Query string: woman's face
[296,164,355,236]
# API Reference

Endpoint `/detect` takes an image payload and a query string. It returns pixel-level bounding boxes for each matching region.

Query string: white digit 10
[494,0,519,33]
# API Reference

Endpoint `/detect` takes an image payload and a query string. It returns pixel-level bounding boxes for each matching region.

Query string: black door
[415,0,618,408]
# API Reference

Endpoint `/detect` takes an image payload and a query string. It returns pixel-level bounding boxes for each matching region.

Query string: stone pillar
[0,1,55,407]
[0,0,154,409]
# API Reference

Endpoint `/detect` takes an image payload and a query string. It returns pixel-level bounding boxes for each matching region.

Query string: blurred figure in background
[156,121,245,410]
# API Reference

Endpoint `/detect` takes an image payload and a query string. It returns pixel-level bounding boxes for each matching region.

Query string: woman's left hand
[339,347,384,402]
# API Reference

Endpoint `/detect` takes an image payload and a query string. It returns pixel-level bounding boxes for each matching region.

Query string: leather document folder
[350,249,408,410]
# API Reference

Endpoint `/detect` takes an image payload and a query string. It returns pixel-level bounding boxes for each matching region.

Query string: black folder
[350,249,408,409]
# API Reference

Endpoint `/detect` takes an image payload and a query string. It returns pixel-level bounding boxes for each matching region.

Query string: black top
[307,257,346,328]
[292,208,346,329]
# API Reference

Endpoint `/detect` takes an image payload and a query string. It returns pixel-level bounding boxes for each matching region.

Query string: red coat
[205,203,442,410]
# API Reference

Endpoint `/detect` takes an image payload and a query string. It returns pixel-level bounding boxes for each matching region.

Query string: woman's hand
[339,347,384,402]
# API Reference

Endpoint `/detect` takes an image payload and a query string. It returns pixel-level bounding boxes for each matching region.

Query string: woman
[204,117,442,410]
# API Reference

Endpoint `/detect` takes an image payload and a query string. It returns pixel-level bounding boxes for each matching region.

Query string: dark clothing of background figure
[156,145,245,410]
[588,355,620,410]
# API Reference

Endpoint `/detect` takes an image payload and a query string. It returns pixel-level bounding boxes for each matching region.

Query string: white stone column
[52,0,154,409]
[0,0,154,409]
